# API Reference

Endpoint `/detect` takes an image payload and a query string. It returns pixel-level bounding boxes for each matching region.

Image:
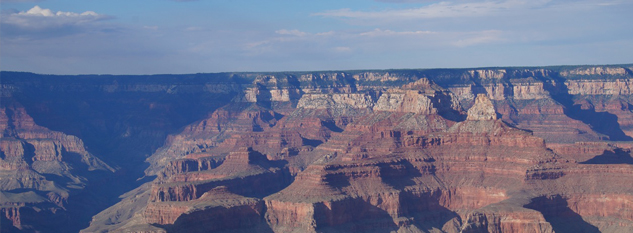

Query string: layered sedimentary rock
[2,65,633,233]
[262,94,560,232]
[297,93,374,110]
[81,68,633,233]
[0,104,113,231]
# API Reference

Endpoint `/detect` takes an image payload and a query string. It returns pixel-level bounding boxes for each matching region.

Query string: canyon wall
[1,64,633,232]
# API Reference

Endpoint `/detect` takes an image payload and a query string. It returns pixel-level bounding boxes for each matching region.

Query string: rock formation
[1,65,633,232]
[0,103,113,232]
[466,94,497,121]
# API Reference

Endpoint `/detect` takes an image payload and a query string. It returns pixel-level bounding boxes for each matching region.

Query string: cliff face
[2,64,633,233]
[0,103,113,232]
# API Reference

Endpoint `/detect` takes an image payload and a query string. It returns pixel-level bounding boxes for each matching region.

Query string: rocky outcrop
[464,69,508,80]
[297,93,374,110]
[244,85,301,103]
[448,82,549,102]
[467,94,497,121]
[372,78,462,115]
[560,67,628,77]
[352,72,402,82]
[461,208,554,233]
[374,91,437,114]
[511,81,549,100]
[566,79,633,95]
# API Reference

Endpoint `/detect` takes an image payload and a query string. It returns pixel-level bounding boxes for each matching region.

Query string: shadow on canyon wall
[581,148,633,164]
[525,195,600,233]
[539,76,633,141]
[11,86,237,232]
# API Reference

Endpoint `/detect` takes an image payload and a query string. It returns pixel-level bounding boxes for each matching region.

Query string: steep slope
[0,103,113,232]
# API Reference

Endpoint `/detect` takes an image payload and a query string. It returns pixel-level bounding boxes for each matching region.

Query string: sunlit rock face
[466,94,497,121]
[2,65,633,233]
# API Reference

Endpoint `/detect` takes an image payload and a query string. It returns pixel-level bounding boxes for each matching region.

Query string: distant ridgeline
[1,64,633,233]
[3,64,633,87]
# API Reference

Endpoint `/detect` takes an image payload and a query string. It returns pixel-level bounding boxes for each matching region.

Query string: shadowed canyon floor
[1,65,633,232]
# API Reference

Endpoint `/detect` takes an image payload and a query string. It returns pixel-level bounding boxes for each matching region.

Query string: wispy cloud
[1,5,112,39]
[452,30,504,47]
[244,28,504,58]
[275,29,308,37]
[184,26,203,31]
[317,0,627,22]
[359,28,435,37]
[315,0,553,20]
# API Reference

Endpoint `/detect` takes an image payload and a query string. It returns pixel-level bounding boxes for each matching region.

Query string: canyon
[1,64,633,232]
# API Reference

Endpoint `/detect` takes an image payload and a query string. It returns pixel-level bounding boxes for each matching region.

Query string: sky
[1,0,632,75]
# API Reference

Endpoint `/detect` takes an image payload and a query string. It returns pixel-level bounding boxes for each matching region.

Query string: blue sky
[1,0,632,74]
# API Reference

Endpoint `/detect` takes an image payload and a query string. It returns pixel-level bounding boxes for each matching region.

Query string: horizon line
[2,63,632,76]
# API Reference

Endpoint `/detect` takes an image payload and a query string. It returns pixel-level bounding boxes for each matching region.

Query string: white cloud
[18,5,99,17]
[316,31,336,36]
[1,5,111,39]
[275,29,308,37]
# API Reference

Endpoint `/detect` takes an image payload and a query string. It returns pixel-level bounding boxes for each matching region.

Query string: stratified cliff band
[1,64,633,233]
